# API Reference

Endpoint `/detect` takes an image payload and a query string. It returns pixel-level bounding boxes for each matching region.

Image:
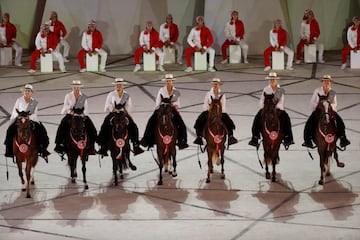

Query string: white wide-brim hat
[20,84,34,92]
[162,74,176,81]
[112,78,128,85]
[320,74,334,82]
[70,80,83,87]
[212,78,223,85]
[265,71,280,80]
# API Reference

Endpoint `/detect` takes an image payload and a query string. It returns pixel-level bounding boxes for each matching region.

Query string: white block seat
[350,50,360,69]
[194,52,207,70]
[0,47,12,66]
[40,53,53,73]
[143,52,156,71]
[272,51,284,70]
[304,44,316,63]
[86,53,99,72]
[229,45,241,64]
[163,46,176,64]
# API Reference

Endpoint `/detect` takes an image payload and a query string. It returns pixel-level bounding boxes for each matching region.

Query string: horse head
[208,95,223,120]
[111,102,129,133]
[16,109,31,128]
[157,94,174,134]
[70,108,86,139]
[317,93,333,124]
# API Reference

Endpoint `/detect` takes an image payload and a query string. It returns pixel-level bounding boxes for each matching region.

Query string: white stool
[163,46,175,64]
[194,52,207,70]
[229,45,241,63]
[40,53,53,72]
[0,47,12,66]
[143,52,156,71]
[304,44,316,63]
[350,50,360,69]
[272,51,284,70]
[86,53,99,72]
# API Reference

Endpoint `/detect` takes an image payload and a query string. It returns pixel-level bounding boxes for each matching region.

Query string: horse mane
[73,107,84,115]
[208,95,223,120]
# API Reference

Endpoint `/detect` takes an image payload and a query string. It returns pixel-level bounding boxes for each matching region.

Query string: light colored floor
[0,54,359,240]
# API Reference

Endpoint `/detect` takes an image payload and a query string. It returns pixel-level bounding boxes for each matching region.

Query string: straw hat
[21,84,34,92]
[162,74,176,81]
[112,78,128,85]
[70,80,83,87]
[320,74,334,82]
[265,72,280,80]
[212,78,223,85]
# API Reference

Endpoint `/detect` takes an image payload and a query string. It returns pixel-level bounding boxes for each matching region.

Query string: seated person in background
[341,16,360,70]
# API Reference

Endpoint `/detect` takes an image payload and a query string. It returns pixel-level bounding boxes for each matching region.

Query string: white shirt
[203,87,226,112]
[0,25,6,44]
[187,27,202,48]
[139,30,152,49]
[61,91,89,115]
[81,31,99,52]
[224,21,239,42]
[155,86,180,109]
[269,30,280,48]
[104,90,132,114]
[300,21,310,40]
[347,26,359,49]
[259,84,284,110]
[11,96,38,122]
[35,32,51,51]
[159,23,172,43]
[310,87,337,111]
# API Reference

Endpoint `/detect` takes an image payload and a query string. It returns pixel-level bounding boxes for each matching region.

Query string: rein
[158,127,174,155]
[318,124,335,151]
[112,129,128,160]
[207,127,224,155]
[264,120,280,149]
[15,134,32,162]
[70,131,87,161]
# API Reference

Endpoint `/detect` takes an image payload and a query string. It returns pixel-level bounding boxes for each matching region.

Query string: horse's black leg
[334,150,344,168]
[172,155,177,177]
[158,162,163,185]
[272,157,276,182]
[206,157,212,183]
[220,151,225,179]
[119,159,124,180]
[112,157,118,186]
[319,156,325,185]
[82,156,88,190]
[69,158,76,183]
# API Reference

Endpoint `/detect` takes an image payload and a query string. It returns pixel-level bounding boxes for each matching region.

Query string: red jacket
[307,19,320,40]
[0,22,17,45]
[141,29,161,48]
[86,29,103,49]
[234,20,245,39]
[272,28,287,47]
[199,25,214,48]
[50,20,67,39]
[167,23,179,43]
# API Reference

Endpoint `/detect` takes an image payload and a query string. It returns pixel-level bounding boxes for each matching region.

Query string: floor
[0,53,359,240]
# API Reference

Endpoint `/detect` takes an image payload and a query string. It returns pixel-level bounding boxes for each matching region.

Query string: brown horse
[204,96,226,183]
[63,108,91,189]
[155,95,177,185]
[13,110,39,198]
[313,94,344,185]
[261,93,283,182]
[107,102,136,185]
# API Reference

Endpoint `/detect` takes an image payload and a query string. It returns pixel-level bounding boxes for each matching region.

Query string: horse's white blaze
[323,101,330,123]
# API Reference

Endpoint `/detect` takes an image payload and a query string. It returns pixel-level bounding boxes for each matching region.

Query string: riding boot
[226,127,238,146]
[339,136,351,148]
[249,110,261,148]
[5,143,13,158]
[88,141,97,155]
[39,145,50,163]
[333,112,351,148]
[193,128,204,145]
[133,141,144,156]
[280,111,294,147]
[97,145,108,157]
[248,136,260,147]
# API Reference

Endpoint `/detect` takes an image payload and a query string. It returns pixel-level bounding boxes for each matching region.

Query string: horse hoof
[26,194,31,198]
[120,175,124,179]
[22,188,26,192]
[221,174,225,179]
[206,178,210,183]
[318,179,324,185]
[31,181,35,185]
[210,169,213,174]
[337,162,345,168]
[265,173,271,179]
[130,165,137,171]
[157,180,163,185]
[84,185,89,190]
[71,179,76,184]
[172,172,177,177]
[272,177,276,182]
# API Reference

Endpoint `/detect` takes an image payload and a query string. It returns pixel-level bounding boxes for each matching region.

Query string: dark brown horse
[204,96,226,183]
[313,94,344,185]
[64,108,91,189]
[155,95,177,185]
[13,110,39,198]
[261,93,283,182]
[107,102,136,185]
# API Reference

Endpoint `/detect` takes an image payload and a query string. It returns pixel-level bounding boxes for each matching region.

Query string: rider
[248,72,294,148]
[302,74,351,148]
[4,84,50,161]
[54,80,97,155]
[97,78,144,157]
[193,78,238,146]
[140,73,189,150]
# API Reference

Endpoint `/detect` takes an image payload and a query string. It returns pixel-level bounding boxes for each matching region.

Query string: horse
[107,102,136,186]
[261,93,283,182]
[313,94,344,185]
[13,109,39,198]
[64,108,91,189]
[155,95,178,185]
[203,95,226,183]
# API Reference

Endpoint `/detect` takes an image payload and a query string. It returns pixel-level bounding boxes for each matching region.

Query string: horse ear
[160,94,164,101]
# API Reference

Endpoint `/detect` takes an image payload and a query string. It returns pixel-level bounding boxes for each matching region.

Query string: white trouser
[56,38,70,58]
[95,48,108,70]
[283,47,294,67]
[206,47,215,68]
[11,41,23,65]
[173,42,183,63]
[154,48,164,66]
[314,40,324,61]
[51,51,66,71]
[239,39,248,60]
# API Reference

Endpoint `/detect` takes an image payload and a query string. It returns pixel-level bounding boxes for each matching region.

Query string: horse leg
[112,157,118,186]
[319,156,325,185]
[119,159,124,180]
[25,164,32,198]
[264,153,271,180]
[206,158,212,183]
[69,158,76,183]
[17,161,26,191]
[334,150,344,168]
[82,157,88,190]
[30,167,35,185]
[220,151,225,180]
[272,157,276,182]
[158,162,163,185]
[171,155,177,177]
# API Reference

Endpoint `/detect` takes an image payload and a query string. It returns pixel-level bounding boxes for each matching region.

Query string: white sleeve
[310,88,319,111]
[187,29,195,48]
[104,92,113,112]
[81,32,89,51]
[10,98,20,120]
[61,94,71,114]
[35,33,42,50]
[224,23,232,40]
[139,31,145,47]
[347,27,356,48]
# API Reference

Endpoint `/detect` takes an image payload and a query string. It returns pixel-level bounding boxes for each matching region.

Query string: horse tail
[212,151,219,165]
